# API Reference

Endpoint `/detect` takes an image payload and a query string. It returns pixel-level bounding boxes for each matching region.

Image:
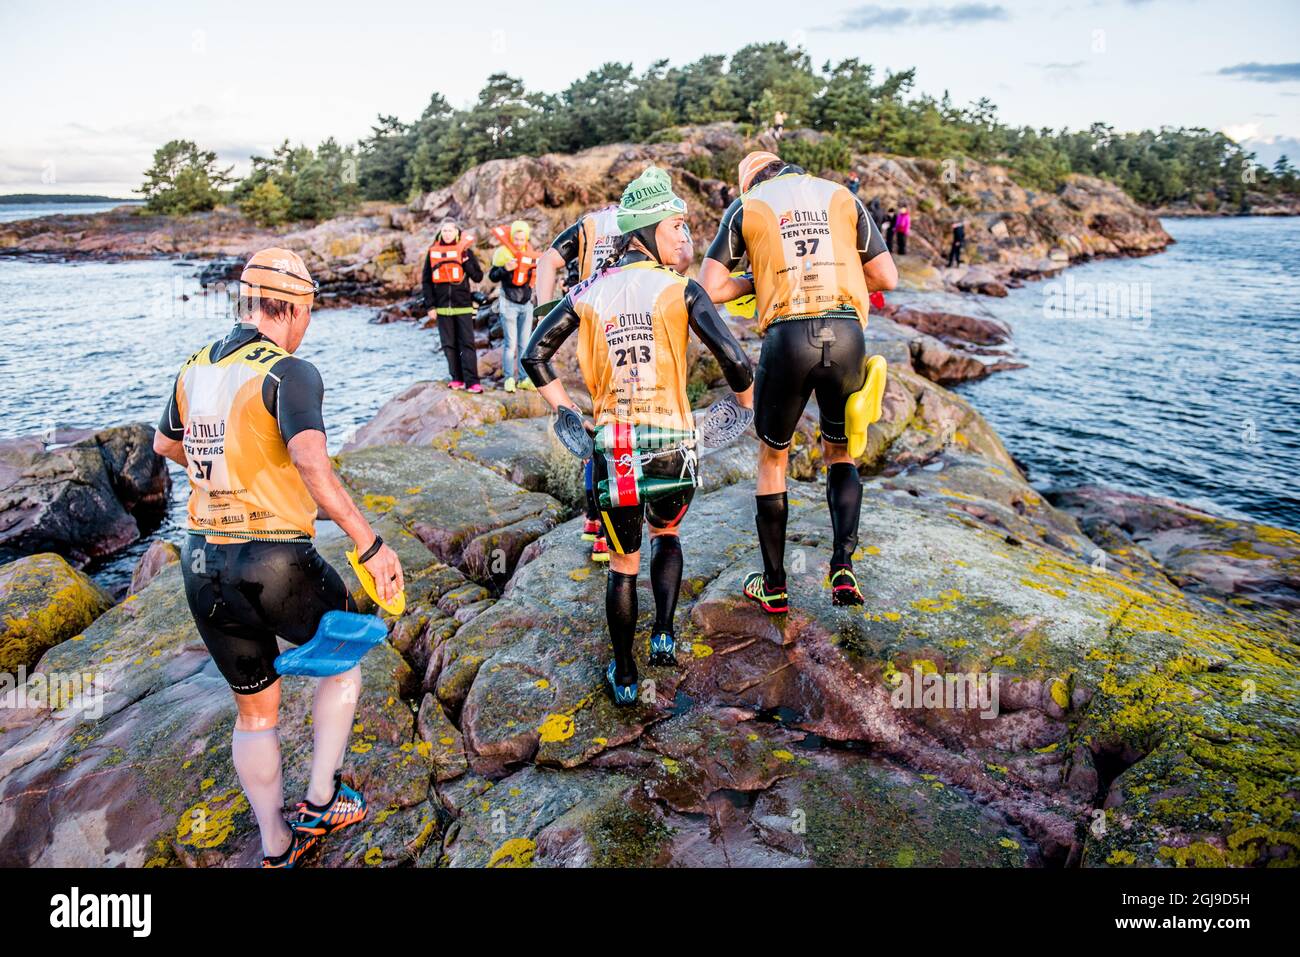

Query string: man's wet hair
[749,161,806,190]
[236,294,297,322]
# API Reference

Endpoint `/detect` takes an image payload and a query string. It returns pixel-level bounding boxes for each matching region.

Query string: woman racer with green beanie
[522,166,755,705]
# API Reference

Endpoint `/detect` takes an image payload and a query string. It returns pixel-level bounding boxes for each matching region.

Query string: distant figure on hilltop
[884,206,897,252]
[847,172,861,196]
[947,218,967,267]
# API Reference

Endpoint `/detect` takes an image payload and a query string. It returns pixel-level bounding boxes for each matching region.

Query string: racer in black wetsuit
[154,247,404,868]
[523,166,754,705]
[535,204,624,563]
[700,152,897,613]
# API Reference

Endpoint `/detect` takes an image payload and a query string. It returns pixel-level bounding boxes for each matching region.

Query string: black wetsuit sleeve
[703,197,747,271]
[684,280,754,393]
[464,250,484,283]
[157,372,184,440]
[854,195,888,262]
[263,356,326,444]
[421,253,434,308]
[549,222,581,264]
[521,296,581,388]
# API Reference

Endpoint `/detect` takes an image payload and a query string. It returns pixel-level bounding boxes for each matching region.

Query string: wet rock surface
[0,423,169,567]
[1,359,1294,869]
[1052,484,1300,613]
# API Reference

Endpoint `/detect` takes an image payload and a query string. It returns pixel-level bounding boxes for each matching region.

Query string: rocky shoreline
[1,294,1296,866]
[1,123,1175,307]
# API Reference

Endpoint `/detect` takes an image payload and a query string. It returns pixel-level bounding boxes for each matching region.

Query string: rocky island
[1,125,1295,870]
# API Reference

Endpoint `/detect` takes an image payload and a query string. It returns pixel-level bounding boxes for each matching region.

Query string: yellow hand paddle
[844,355,889,459]
[347,546,406,616]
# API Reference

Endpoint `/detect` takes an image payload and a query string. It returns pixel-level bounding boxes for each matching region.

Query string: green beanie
[616,165,686,233]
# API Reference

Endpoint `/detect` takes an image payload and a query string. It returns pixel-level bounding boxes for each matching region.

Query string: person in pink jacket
[894,206,911,255]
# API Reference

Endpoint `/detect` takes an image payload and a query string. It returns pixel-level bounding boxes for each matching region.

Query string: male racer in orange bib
[523,167,754,705]
[154,248,404,867]
[700,152,897,613]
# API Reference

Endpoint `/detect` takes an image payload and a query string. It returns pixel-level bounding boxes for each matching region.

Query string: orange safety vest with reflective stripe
[490,225,541,286]
[428,238,475,284]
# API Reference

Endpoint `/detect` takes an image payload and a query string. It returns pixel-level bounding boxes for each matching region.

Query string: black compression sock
[755,492,788,590]
[827,462,863,568]
[606,570,638,684]
[650,534,683,634]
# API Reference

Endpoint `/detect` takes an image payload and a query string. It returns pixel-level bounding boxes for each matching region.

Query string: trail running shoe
[581,519,601,542]
[467,383,483,394]
[648,631,677,667]
[261,827,318,869]
[743,571,789,614]
[448,380,466,390]
[504,377,517,393]
[292,772,368,837]
[829,566,864,606]
[519,378,536,391]
[591,536,610,563]
[605,661,638,706]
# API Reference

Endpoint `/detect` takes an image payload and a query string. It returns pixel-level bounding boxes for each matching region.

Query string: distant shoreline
[0,194,141,205]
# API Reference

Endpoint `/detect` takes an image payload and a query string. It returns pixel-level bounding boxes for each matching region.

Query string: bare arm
[864,251,898,292]
[287,429,404,601]
[152,431,187,468]
[534,247,565,304]
[699,258,752,304]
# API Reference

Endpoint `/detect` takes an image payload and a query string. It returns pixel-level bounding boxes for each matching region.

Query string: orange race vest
[428,237,474,283]
[173,339,317,541]
[490,225,541,286]
[576,205,622,281]
[741,173,873,333]
[568,260,694,433]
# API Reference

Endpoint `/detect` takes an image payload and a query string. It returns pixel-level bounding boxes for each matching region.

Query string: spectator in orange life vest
[488,219,540,393]
[422,218,484,392]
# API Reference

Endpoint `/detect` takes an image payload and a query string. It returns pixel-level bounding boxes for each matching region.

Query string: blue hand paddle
[274,611,388,678]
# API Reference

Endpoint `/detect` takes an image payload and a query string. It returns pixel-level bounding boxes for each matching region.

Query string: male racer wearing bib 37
[535,203,624,564]
[154,248,405,868]
[700,152,897,613]
[523,167,754,705]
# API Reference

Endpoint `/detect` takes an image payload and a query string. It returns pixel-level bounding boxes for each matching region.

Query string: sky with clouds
[2,0,1297,196]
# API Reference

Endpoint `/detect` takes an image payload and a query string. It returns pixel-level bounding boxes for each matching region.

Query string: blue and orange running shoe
[829,566,864,606]
[648,631,677,667]
[743,571,789,614]
[261,828,318,869]
[292,772,368,837]
[605,661,638,707]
